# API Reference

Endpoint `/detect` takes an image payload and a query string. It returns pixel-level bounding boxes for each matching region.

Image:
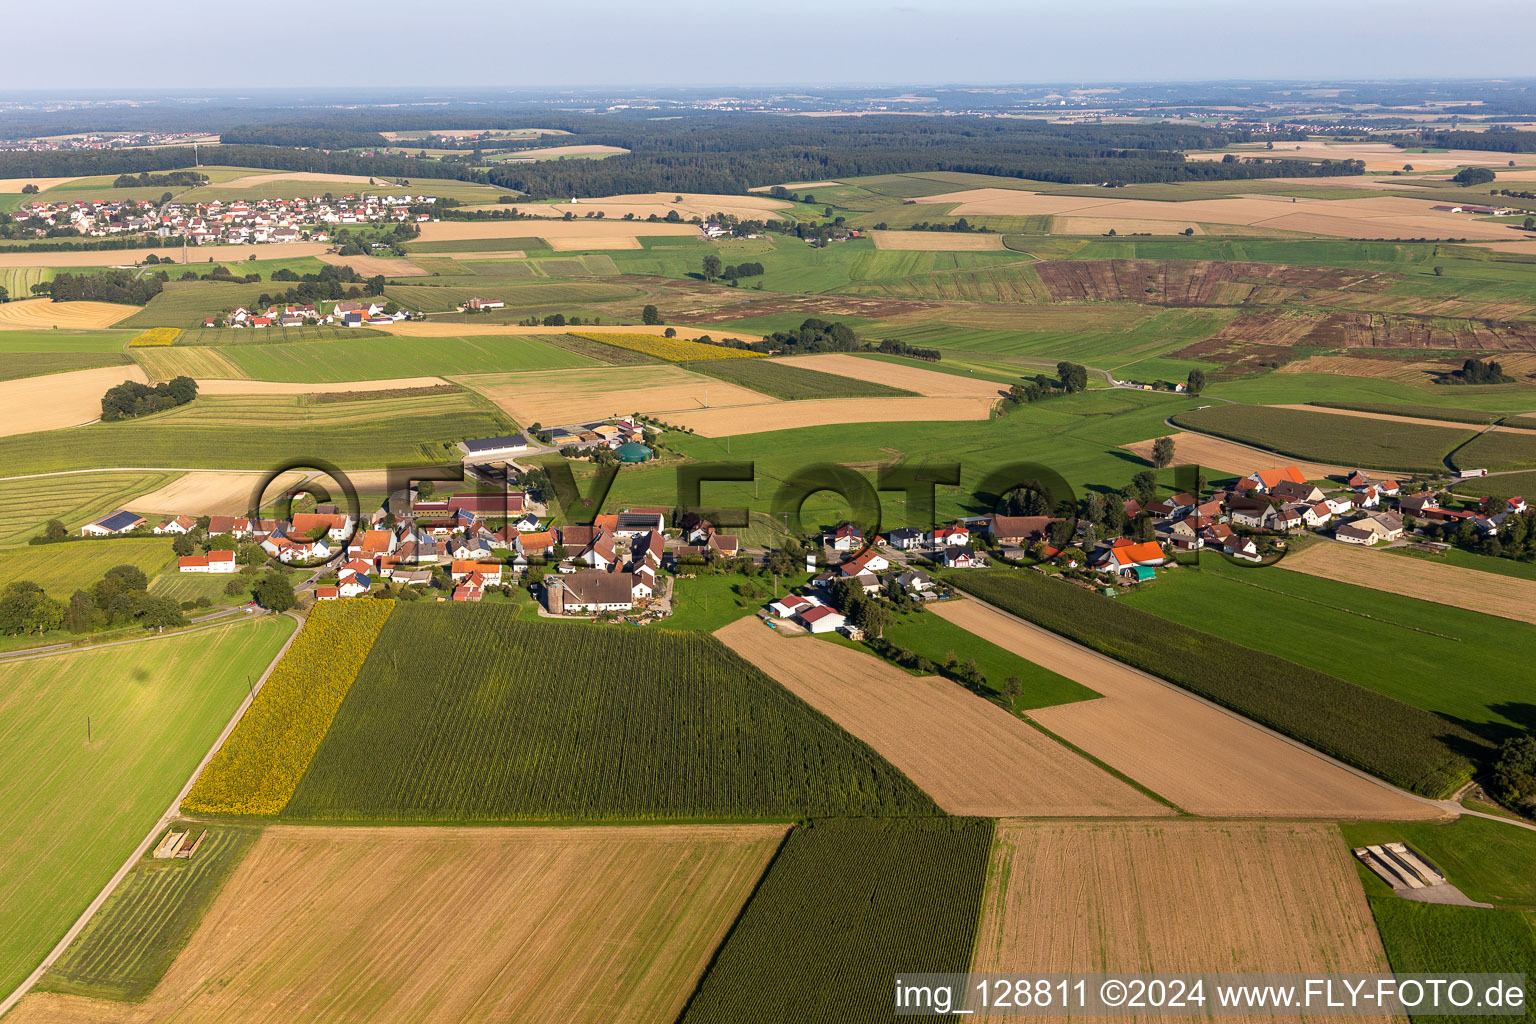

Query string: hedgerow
[947,569,1483,797]
[283,604,938,821]
[182,601,393,816]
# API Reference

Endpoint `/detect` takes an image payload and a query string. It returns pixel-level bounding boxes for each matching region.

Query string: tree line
[101,376,198,421]
[44,269,164,304]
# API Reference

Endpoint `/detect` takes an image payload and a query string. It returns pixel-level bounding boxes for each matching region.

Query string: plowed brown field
[1281,542,1536,626]
[930,599,1437,818]
[971,820,1395,1023]
[6,824,784,1024]
[714,617,1170,817]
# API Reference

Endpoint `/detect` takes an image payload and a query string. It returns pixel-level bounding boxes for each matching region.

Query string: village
[7,191,437,245]
[68,447,1524,632]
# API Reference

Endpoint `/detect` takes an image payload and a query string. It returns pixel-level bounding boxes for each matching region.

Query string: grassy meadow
[0,617,295,998]
[0,536,175,594]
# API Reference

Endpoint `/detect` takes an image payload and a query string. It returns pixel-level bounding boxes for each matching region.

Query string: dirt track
[931,598,1438,818]
[972,820,1395,1024]
[6,824,784,1024]
[714,617,1170,817]
[1282,542,1536,626]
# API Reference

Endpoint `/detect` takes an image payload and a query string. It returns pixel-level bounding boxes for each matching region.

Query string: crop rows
[680,818,993,1024]
[283,604,938,821]
[1449,429,1536,473]
[1172,404,1472,474]
[947,569,1483,797]
[42,826,259,1001]
[568,331,763,363]
[684,357,914,400]
[128,327,181,347]
[183,601,394,816]
[1309,401,1503,425]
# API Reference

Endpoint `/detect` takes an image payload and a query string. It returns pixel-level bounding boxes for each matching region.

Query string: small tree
[1002,675,1023,706]
[702,255,723,282]
[1186,368,1207,395]
[641,304,661,325]
[254,572,295,612]
[43,519,68,541]
[1151,436,1176,469]
[664,327,677,338]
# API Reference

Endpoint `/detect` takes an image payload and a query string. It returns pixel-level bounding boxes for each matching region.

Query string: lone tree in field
[1055,361,1089,394]
[1186,368,1206,395]
[641,304,661,325]
[702,255,723,282]
[43,519,67,541]
[255,573,295,613]
[1151,436,1176,469]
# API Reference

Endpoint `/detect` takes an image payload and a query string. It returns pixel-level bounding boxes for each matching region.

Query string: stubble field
[0,364,148,438]
[713,618,1168,817]
[460,363,771,425]
[1281,542,1536,626]
[1121,431,1358,480]
[0,300,136,330]
[972,820,1396,1023]
[9,825,785,1024]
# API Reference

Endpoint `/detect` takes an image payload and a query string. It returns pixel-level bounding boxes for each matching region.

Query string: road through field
[930,598,1440,819]
[714,618,1171,817]
[1282,542,1536,626]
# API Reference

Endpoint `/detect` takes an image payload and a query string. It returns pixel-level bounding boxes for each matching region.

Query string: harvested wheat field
[669,396,997,437]
[0,299,135,330]
[1282,542,1536,626]
[0,242,330,268]
[1277,355,1440,384]
[498,144,630,159]
[212,171,402,190]
[0,176,84,192]
[775,353,1003,397]
[868,230,1005,251]
[127,470,310,517]
[0,364,147,437]
[195,376,449,396]
[414,219,701,246]
[971,820,1394,1023]
[1122,431,1356,481]
[913,188,1524,243]
[131,346,248,381]
[931,599,1435,818]
[1056,216,1206,235]
[714,618,1168,817]
[459,364,770,426]
[317,253,427,277]
[5,824,783,1024]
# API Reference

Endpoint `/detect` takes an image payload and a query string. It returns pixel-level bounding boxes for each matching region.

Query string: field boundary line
[0,610,303,1019]
[955,592,1455,817]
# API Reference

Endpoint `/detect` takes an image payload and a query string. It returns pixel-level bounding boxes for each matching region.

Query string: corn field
[282,603,938,822]
[182,602,394,816]
[680,818,993,1023]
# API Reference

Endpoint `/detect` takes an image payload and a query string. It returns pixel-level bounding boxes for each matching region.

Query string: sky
[5,0,1535,90]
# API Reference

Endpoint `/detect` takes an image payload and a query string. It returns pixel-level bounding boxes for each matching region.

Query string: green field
[1450,429,1536,473]
[0,617,295,998]
[1173,404,1475,473]
[0,471,178,546]
[216,334,595,382]
[0,536,174,593]
[1309,401,1505,425]
[0,391,513,476]
[879,605,1099,711]
[117,283,276,329]
[41,824,260,1001]
[682,357,915,400]
[1453,469,1536,499]
[404,236,551,254]
[680,817,993,1024]
[148,569,248,606]
[1119,560,1533,734]
[1364,901,1536,1024]
[1343,816,1536,911]
[283,604,939,822]
[384,281,639,312]
[0,330,132,355]
[1389,545,1536,584]
[946,568,1484,797]
[171,325,386,346]
[0,351,133,381]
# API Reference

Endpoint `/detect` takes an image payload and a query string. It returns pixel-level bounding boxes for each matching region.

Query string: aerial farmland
[2,45,1536,1024]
